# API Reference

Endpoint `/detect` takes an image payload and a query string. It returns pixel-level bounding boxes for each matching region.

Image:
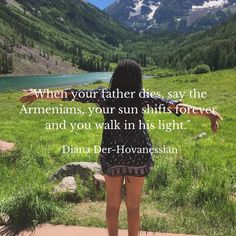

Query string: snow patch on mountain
[146,23,154,30]
[129,0,144,19]
[192,0,228,11]
[106,0,234,32]
[147,1,161,20]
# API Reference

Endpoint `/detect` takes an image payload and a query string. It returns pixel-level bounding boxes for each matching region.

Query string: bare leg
[104,174,124,236]
[125,176,145,236]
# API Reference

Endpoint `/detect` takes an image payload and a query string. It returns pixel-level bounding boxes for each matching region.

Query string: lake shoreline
[0,72,113,92]
[0,71,88,78]
[0,72,153,92]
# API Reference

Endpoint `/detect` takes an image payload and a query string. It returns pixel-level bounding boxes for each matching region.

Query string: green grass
[142,67,178,77]
[0,186,62,227]
[0,69,236,235]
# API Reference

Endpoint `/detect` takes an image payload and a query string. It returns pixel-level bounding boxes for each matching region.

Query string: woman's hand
[20,90,37,105]
[208,111,223,133]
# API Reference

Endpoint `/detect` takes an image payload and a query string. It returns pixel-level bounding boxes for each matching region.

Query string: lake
[0,72,113,92]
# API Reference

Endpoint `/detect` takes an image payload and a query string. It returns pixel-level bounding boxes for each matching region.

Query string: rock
[93,174,105,191]
[0,213,10,225]
[93,174,105,183]
[0,141,15,153]
[54,176,77,193]
[51,162,101,181]
[193,132,207,141]
[58,16,65,22]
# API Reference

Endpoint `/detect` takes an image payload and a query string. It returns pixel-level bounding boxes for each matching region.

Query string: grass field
[0,69,235,235]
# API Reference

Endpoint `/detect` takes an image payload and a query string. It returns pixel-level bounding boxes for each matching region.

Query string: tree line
[124,14,236,72]
[0,54,13,74]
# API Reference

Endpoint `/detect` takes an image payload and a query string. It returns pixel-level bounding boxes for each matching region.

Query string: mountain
[106,0,236,32]
[122,13,236,71]
[0,0,235,76]
[0,0,131,74]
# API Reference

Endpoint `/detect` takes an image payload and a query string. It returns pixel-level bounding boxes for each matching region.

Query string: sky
[87,0,115,9]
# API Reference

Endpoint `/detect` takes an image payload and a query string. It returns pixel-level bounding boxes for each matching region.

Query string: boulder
[93,174,105,191]
[51,162,101,181]
[0,141,15,153]
[0,213,10,225]
[193,132,207,141]
[54,176,77,193]
[58,16,65,22]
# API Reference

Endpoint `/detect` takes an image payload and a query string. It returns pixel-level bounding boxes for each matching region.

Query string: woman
[20,59,222,236]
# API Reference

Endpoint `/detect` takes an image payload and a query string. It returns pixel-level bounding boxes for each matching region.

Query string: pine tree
[218,48,228,69]
[227,52,236,68]
[8,55,13,72]
[0,53,13,74]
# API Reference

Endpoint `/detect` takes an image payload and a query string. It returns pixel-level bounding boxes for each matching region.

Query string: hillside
[0,0,236,76]
[0,69,235,235]
[123,14,236,71]
[0,0,131,75]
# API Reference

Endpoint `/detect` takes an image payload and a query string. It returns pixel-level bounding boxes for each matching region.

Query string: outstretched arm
[20,87,104,104]
[168,103,223,133]
[19,89,67,104]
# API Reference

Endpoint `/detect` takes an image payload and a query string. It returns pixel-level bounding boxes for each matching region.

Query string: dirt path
[12,224,198,236]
